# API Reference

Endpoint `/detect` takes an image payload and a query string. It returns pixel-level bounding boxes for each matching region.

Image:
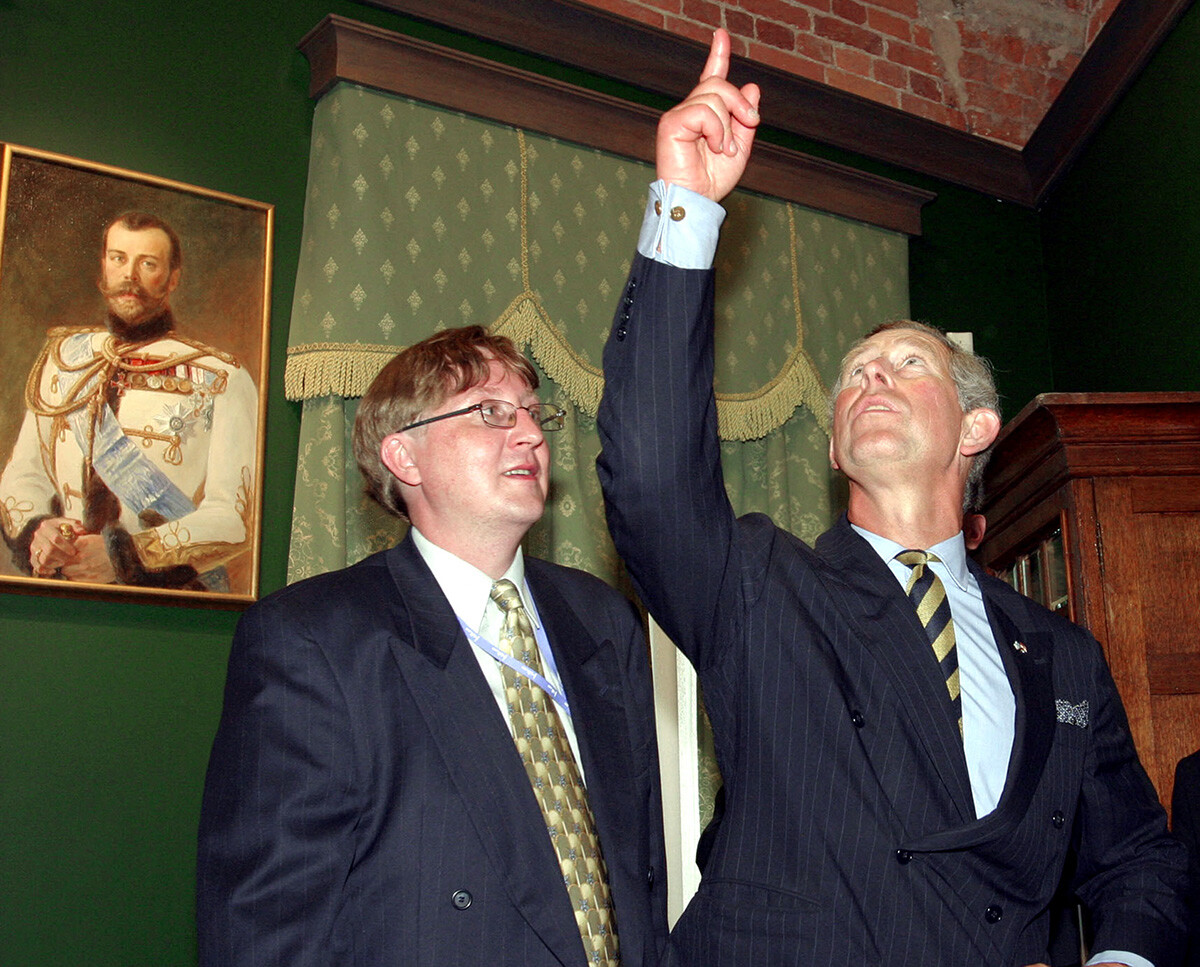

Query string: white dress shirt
[410,526,587,779]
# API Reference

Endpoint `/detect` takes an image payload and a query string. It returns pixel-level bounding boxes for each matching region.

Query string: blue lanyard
[459,618,573,718]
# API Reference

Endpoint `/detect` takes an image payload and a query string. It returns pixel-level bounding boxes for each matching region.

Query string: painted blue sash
[59,333,197,521]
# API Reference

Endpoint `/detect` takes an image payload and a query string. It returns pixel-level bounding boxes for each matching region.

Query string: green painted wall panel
[0,1,1067,962]
[1042,4,1200,393]
[911,181,1053,421]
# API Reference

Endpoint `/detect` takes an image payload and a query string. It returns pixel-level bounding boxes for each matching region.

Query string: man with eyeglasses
[198,325,668,967]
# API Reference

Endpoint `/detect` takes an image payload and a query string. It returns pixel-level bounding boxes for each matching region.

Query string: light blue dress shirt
[853,526,1015,818]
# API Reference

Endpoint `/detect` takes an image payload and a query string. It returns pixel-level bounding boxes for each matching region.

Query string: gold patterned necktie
[895,550,963,736]
[489,579,619,966]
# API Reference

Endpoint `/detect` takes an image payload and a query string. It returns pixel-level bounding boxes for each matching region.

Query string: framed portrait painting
[0,144,272,606]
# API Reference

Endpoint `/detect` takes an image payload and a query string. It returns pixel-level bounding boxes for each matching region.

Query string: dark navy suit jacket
[1174,750,1200,967]
[597,253,1186,967]
[197,535,668,966]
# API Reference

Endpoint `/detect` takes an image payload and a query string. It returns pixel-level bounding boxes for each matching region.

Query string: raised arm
[597,32,763,670]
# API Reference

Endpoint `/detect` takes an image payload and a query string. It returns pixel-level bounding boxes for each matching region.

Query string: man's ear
[961,407,1001,457]
[829,435,841,471]
[380,432,420,486]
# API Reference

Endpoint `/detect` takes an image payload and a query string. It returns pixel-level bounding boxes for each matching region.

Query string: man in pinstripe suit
[597,29,1186,967]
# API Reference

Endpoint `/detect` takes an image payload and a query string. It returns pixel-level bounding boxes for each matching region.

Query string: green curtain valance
[283,83,909,586]
[283,83,909,442]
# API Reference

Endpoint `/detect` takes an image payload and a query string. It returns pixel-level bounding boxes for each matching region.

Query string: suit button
[646,867,655,888]
[850,710,865,728]
[1051,810,1065,829]
[451,890,472,910]
[895,849,912,864]
[985,904,1003,923]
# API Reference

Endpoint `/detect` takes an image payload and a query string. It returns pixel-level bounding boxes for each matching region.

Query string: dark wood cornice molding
[299,16,934,235]
[360,0,1194,209]
[1023,0,1194,204]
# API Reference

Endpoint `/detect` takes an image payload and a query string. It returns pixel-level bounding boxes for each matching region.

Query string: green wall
[0,1,1058,963]
[0,2,413,962]
[910,179,1053,420]
[1041,2,1200,393]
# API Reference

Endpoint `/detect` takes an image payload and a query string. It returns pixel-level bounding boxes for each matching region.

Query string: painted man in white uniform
[0,211,257,591]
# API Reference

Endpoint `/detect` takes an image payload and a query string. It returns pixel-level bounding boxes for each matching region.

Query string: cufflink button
[652,200,686,220]
[985,904,1003,923]
[451,890,473,910]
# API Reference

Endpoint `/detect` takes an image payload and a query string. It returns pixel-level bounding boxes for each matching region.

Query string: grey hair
[829,320,999,513]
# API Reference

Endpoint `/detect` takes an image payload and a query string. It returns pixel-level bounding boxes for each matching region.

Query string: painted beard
[100,281,174,341]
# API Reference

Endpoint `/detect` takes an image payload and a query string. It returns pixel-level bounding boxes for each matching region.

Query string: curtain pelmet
[285,83,909,585]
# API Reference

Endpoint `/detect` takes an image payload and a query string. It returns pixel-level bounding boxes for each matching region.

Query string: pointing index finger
[699,28,731,82]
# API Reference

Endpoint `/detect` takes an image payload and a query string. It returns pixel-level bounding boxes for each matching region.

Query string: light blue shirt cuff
[1087,951,1152,967]
[636,180,725,269]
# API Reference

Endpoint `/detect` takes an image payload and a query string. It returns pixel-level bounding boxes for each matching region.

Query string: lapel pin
[1012,641,1028,654]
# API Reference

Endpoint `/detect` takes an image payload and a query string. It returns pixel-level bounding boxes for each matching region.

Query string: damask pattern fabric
[284,82,910,587]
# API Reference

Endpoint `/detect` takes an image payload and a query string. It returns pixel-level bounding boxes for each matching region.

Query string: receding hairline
[840,325,953,371]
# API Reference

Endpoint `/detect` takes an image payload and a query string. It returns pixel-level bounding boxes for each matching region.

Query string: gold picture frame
[0,144,272,606]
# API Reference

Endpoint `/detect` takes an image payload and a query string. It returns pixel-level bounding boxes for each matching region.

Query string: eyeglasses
[399,398,566,433]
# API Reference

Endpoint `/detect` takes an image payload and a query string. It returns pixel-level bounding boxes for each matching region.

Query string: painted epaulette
[169,333,243,369]
[44,324,105,339]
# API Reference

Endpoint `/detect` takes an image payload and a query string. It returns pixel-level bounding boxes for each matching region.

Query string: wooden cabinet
[979,392,1200,816]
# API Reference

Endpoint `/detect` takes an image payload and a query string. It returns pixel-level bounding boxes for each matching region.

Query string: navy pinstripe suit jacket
[597,253,1186,967]
[1173,750,1200,966]
[197,535,668,967]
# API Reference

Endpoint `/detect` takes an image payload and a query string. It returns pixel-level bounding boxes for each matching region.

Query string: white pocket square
[1055,699,1089,728]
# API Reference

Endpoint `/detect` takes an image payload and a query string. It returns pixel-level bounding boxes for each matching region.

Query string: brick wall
[576,0,1119,148]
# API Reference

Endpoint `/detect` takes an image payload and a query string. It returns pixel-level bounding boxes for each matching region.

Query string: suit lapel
[527,566,633,809]
[526,564,620,798]
[979,578,1055,825]
[892,565,1057,852]
[525,561,648,967]
[814,518,976,824]
[816,522,1060,850]
[382,538,584,965]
